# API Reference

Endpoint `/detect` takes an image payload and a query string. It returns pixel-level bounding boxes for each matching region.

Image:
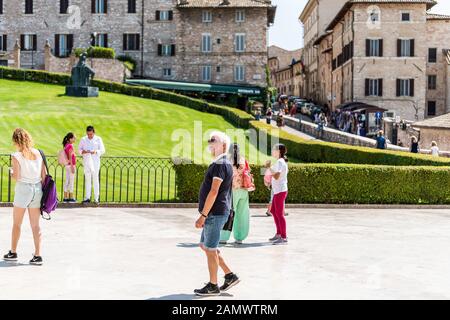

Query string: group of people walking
[194,131,289,296]
[3,126,105,266]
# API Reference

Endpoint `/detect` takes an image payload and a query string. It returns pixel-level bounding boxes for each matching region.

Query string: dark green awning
[126,79,262,96]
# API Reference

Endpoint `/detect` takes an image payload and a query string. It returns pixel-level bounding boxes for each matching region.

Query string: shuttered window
[201,34,211,53]
[427,101,436,116]
[398,39,414,57]
[21,34,37,51]
[235,34,245,52]
[60,0,69,14]
[128,0,136,13]
[92,0,107,14]
[54,34,73,57]
[201,66,211,81]
[0,35,7,51]
[95,34,108,48]
[156,10,173,21]
[123,34,140,51]
[25,0,33,14]
[428,48,437,63]
[428,75,437,90]
[396,79,414,97]
[235,65,245,81]
[366,39,383,57]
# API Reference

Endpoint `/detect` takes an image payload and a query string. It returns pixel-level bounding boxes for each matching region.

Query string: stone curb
[1,203,450,209]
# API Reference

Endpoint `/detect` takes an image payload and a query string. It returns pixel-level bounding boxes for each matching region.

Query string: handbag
[39,150,59,220]
[242,160,255,191]
[222,193,234,232]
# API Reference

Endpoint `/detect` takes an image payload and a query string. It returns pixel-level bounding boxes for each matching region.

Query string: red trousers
[271,191,287,239]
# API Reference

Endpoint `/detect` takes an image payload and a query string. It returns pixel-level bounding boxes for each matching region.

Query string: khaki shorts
[13,182,43,209]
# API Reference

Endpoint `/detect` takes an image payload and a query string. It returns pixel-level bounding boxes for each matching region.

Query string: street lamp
[90,32,97,66]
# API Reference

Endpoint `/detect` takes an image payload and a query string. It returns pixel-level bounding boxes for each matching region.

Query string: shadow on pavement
[148,293,233,300]
[177,243,199,248]
[177,242,273,249]
[0,261,32,268]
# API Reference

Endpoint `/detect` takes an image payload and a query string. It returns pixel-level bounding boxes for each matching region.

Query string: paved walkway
[261,117,318,141]
[1,207,450,300]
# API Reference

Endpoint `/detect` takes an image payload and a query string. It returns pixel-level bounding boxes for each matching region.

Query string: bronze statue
[66,52,99,97]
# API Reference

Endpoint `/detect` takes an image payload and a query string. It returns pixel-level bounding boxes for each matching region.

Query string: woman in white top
[269,144,289,245]
[3,128,47,265]
[431,141,440,157]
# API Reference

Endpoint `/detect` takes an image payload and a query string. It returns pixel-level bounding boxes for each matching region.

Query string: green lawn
[0,79,273,164]
[0,79,278,202]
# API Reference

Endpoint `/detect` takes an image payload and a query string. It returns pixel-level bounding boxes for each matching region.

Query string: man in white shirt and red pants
[78,126,106,204]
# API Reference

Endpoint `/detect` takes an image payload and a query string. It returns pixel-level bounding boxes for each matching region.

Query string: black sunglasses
[208,138,217,144]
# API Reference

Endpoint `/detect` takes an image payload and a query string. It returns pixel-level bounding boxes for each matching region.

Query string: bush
[75,47,115,59]
[249,120,450,167]
[117,55,137,72]
[174,162,450,204]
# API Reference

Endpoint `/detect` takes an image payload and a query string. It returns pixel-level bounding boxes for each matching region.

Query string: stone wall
[43,42,130,83]
[278,114,450,156]
[414,127,450,152]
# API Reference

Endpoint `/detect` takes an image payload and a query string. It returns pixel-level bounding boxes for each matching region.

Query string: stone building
[315,32,333,106]
[267,45,303,96]
[0,0,275,88]
[425,13,450,117]
[413,113,450,151]
[317,0,450,121]
[299,0,347,103]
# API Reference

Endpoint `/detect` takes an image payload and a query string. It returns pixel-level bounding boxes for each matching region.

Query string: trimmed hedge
[174,162,450,204]
[0,67,253,129]
[250,121,450,166]
[74,46,116,59]
[117,55,137,72]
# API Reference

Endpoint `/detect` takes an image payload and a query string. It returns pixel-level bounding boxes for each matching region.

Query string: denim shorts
[200,214,229,251]
[13,182,43,209]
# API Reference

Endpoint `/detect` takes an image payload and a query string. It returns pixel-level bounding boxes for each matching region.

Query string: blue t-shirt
[376,136,386,149]
[198,156,233,216]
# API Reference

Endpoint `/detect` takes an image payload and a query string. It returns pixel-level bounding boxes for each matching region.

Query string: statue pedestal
[65,86,99,97]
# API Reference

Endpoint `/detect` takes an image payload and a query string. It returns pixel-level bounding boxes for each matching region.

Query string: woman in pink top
[63,133,77,203]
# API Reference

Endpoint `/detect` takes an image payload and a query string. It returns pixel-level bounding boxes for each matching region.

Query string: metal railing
[0,155,177,203]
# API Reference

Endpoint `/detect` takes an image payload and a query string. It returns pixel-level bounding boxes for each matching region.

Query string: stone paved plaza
[1,207,450,300]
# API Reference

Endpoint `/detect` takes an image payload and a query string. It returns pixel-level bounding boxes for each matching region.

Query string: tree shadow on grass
[147,293,233,300]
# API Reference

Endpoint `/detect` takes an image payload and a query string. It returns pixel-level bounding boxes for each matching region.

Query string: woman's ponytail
[62,132,75,147]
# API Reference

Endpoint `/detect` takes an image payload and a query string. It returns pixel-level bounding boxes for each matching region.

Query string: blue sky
[269,0,450,50]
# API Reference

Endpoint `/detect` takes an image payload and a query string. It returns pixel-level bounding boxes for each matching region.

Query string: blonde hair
[12,128,34,151]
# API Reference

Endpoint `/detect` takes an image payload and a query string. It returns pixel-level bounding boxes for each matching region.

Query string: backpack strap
[38,149,49,175]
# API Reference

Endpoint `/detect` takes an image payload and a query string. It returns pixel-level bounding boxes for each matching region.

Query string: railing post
[7,155,11,203]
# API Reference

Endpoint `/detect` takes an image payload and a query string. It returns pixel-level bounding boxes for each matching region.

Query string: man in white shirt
[78,126,105,204]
